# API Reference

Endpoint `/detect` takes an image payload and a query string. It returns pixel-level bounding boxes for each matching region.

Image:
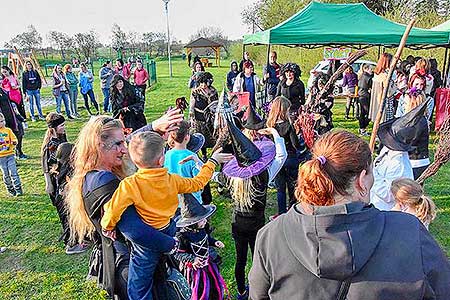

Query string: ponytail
[415,195,436,227]
[295,130,372,206]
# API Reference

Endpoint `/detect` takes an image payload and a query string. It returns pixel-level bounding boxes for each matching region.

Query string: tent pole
[442,47,448,86]
[377,46,381,59]
[242,44,246,60]
[263,44,271,111]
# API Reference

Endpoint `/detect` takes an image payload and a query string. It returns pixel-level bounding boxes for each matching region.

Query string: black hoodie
[249,202,450,300]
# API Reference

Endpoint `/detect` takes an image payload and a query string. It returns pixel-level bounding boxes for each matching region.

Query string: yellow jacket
[0,127,17,157]
[101,160,216,230]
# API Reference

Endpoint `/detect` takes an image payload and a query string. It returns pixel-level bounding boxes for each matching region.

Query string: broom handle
[369,18,416,152]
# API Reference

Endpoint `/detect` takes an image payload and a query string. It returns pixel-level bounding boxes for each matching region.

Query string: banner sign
[323,47,351,60]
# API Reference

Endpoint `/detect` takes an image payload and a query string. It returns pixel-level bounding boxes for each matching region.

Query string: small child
[0,112,22,196]
[52,142,88,254]
[391,178,436,229]
[175,194,229,300]
[101,131,231,300]
[164,120,204,205]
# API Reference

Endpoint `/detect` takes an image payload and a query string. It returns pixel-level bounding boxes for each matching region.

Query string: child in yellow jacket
[101,131,232,300]
[0,113,22,196]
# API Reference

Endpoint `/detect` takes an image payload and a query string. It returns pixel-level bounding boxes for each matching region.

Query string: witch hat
[378,98,430,152]
[244,104,265,130]
[176,194,216,228]
[226,118,262,167]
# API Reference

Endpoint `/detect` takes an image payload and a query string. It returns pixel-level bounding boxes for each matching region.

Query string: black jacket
[409,116,429,161]
[249,202,450,300]
[111,87,147,131]
[276,79,305,112]
[358,72,373,99]
[22,70,42,91]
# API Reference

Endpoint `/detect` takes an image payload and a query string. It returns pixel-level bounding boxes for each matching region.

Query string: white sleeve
[267,137,287,182]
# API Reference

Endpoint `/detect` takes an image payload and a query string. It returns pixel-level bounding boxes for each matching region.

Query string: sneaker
[15,189,23,196]
[23,122,28,129]
[31,118,36,122]
[0,247,6,254]
[236,291,249,300]
[67,115,75,120]
[7,190,15,196]
[75,113,81,118]
[17,154,28,160]
[65,243,89,255]
[39,116,46,121]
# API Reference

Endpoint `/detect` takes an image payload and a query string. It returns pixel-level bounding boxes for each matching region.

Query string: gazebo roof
[184,37,223,48]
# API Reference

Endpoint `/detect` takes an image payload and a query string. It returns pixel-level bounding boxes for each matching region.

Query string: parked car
[307,59,376,96]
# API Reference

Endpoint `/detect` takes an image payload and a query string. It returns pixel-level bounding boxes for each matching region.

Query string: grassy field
[0,57,449,299]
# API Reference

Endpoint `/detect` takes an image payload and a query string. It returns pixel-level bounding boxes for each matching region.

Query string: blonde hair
[266,96,291,128]
[405,91,426,113]
[129,132,164,168]
[41,113,61,155]
[391,178,436,227]
[66,116,127,244]
[229,177,265,211]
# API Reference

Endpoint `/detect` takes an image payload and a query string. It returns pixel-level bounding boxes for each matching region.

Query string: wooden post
[369,18,416,152]
[31,49,48,85]
[442,47,448,87]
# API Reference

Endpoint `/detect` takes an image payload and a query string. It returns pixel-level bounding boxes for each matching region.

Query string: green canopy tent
[243,2,450,49]
[432,20,450,86]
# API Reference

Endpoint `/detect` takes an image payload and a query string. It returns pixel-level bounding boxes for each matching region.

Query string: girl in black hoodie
[266,96,301,217]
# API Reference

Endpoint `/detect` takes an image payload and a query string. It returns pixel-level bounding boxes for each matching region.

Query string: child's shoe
[15,188,23,196]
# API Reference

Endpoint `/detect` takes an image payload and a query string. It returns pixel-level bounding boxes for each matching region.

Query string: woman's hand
[102,229,116,241]
[152,108,184,134]
[258,127,280,138]
[210,147,234,164]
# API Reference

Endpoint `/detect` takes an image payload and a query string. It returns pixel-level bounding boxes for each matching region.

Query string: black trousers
[232,227,257,294]
[136,84,147,100]
[82,89,99,115]
[201,183,212,205]
[358,96,370,130]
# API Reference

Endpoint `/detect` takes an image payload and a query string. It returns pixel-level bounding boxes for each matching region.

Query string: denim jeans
[82,89,99,115]
[0,154,22,193]
[26,89,43,119]
[274,157,300,214]
[124,219,176,300]
[55,92,72,117]
[101,88,110,112]
[68,87,78,116]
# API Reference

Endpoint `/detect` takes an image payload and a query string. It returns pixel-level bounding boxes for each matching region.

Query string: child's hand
[215,240,225,248]
[192,257,208,270]
[102,229,116,241]
[210,147,234,164]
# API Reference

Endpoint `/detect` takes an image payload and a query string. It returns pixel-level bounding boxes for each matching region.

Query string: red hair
[408,73,426,89]
[243,61,253,69]
[295,130,372,206]
[374,53,392,75]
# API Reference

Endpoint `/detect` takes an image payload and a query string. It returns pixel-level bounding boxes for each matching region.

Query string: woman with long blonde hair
[391,178,436,229]
[66,109,183,299]
[266,96,301,218]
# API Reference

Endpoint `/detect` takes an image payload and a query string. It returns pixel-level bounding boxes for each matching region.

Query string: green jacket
[65,72,79,89]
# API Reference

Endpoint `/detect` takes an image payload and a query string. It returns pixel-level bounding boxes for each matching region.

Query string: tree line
[4,24,233,61]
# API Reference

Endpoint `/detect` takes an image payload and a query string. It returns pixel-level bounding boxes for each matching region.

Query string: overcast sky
[1,0,255,46]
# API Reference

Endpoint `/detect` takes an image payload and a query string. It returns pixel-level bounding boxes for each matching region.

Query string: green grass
[0,57,449,299]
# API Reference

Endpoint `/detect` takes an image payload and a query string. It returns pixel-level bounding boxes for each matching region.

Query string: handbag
[166,267,192,300]
[8,89,22,104]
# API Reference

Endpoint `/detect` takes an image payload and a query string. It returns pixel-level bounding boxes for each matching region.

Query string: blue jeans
[68,87,78,115]
[82,89,99,115]
[124,220,176,300]
[101,88,110,112]
[55,92,72,117]
[274,157,300,214]
[26,89,43,119]
[0,154,21,193]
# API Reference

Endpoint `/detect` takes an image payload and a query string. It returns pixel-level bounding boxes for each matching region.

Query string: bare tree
[6,25,42,51]
[189,26,230,55]
[73,30,101,61]
[48,31,74,60]
[111,23,128,56]
[128,31,141,54]
[142,32,157,56]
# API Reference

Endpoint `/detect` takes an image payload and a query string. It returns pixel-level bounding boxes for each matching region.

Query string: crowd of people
[0,50,449,300]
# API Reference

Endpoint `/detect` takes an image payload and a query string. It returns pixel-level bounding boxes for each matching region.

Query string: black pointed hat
[378,99,430,152]
[244,104,265,130]
[176,194,216,228]
[227,118,262,167]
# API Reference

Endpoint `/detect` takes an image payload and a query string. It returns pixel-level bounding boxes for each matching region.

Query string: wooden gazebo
[184,37,223,67]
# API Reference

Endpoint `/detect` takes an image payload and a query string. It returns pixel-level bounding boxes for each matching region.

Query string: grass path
[0,58,448,299]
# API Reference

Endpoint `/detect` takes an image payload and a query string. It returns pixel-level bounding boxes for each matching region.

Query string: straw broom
[416,115,450,185]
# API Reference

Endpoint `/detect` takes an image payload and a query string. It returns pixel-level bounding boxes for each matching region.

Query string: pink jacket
[115,64,131,81]
[134,68,149,86]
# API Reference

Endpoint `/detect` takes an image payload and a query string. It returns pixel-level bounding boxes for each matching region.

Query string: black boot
[345,107,350,120]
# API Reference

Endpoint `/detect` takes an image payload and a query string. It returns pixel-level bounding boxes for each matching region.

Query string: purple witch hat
[223,118,276,179]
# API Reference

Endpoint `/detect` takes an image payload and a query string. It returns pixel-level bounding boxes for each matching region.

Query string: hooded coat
[249,202,450,300]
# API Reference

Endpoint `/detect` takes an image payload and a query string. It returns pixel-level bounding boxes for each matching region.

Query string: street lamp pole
[163,0,173,78]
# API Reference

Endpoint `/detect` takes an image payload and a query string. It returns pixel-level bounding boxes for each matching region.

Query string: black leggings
[232,228,257,294]
[82,89,99,115]
[358,96,370,129]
